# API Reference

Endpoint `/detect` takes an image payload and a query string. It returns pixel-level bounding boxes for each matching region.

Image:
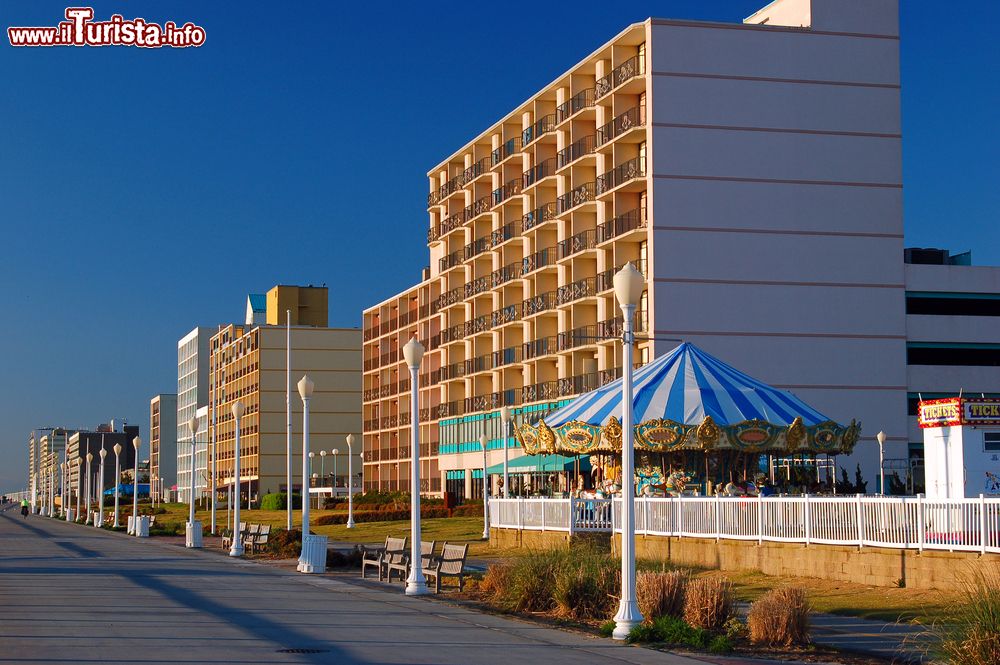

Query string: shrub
[626,616,709,648]
[481,561,514,599]
[930,567,1000,665]
[451,504,486,518]
[551,547,618,620]
[683,577,734,631]
[722,616,747,640]
[313,506,450,526]
[500,551,560,613]
[260,492,301,511]
[267,528,301,558]
[598,620,616,637]
[747,587,810,646]
[637,570,688,621]
[708,635,733,653]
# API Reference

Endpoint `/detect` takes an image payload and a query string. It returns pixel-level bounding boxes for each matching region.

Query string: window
[907,293,1000,317]
[907,344,1000,367]
[985,433,1000,452]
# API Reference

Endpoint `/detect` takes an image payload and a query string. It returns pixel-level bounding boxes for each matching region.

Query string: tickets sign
[918,397,1000,428]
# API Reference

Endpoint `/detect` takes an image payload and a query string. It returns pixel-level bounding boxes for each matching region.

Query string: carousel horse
[636,464,667,497]
[662,470,692,497]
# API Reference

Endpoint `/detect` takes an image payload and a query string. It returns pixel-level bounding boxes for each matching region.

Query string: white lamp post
[75,457,82,521]
[876,430,886,496]
[345,434,355,528]
[500,406,512,498]
[480,434,489,540]
[297,375,326,573]
[113,443,122,527]
[59,462,65,519]
[131,436,141,536]
[402,337,429,595]
[230,401,245,556]
[97,448,106,527]
[84,452,93,524]
[186,415,203,547]
[320,450,327,489]
[331,449,339,496]
[612,262,645,639]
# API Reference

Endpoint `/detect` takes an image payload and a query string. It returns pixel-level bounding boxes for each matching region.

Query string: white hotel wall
[645,10,906,483]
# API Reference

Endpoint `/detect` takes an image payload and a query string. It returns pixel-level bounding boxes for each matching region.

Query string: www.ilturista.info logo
[8,8,206,48]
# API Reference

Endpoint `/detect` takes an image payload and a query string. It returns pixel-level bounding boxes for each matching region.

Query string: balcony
[439,249,463,272]
[491,261,523,288]
[441,322,466,344]
[596,156,646,195]
[557,229,597,259]
[596,262,645,293]
[437,285,463,310]
[493,344,523,368]
[463,236,490,261]
[523,336,558,360]
[522,247,557,275]
[522,114,557,146]
[490,303,520,327]
[521,290,557,317]
[464,155,491,183]
[492,136,522,166]
[557,182,596,214]
[557,276,597,305]
[595,55,643,98]
[558,371,602,397]
[557,88,595,122]
[464,275,490,299]
[491,219,522,247]
[557,324,597,351]
[467,312,490,336]
[465,194,492,221]
[434,211,465,241]
[492,177,522,207]
[522,202,556,232]
[428,173,462,208]
[523,158,557,189]
[597,310,649,339]
[521,379,560,403]
[557,135,596,169]
[596,106,645,147]
[597,208,646,243]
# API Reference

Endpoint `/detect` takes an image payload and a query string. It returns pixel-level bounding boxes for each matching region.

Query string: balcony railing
[596,156,646,195]
[557,276,597,304]
[557,182,596,214]
[491,261,524,288]
[492,177,522,207]
[522,247,557,274]
[439,249,463,272]
[596,106,645,146]
[521,290,556,317]
[433,211,465,240]
[492,136,522,166]
[465,275,490,298]
[595,55,643,98]
[437,285,463,310]
[490,303,520,328]
[597,310,648,339]
[523,158,557,188]
[597,208,646,243]
[465,194,493,220]
[493,344,523,368]
[464,236,490,261]
[556,88,595,122]
[523,336,558,360]
[522,114,557,145]
[522,202,556,231]
[464,155,491,183]
[558,371,601,397]
[596,262,645,293]
[557,134,596,168]
[521,379,560,402]
[557,324,597,351]
[557,229,597,259]
[491,219,522,247]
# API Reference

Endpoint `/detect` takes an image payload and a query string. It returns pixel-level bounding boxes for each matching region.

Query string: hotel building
[67,425,140,499]
[177,327,212,504]
[362,0,1000,496]
[149,393,177,502]
[208,285,361,502]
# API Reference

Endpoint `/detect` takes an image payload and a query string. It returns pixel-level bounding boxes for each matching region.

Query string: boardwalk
[0,506,700,665]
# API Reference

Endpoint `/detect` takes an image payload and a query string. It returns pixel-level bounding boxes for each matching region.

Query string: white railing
[489,495,1000,554]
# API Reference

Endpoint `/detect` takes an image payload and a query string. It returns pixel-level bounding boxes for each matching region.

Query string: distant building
[150,394,177,503]
[246,293,266,326]
[177,327,212,503]
[266,284,329,327]
[67,424,140,499]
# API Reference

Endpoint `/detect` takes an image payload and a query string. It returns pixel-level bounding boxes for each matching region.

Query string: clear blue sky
[2,1,998,492]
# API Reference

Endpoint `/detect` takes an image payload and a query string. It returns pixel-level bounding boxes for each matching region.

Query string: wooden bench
[386,540,436,583]
[222,522,247,549]
[249,524,271,553]
[361,536,390,580]
[422,542,469,593]
[361,536,406,581]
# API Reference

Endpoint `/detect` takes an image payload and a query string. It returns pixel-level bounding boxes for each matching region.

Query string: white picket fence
[489,495,1000,554]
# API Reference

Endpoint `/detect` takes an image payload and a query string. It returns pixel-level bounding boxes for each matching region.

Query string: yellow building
[209,286,361,502]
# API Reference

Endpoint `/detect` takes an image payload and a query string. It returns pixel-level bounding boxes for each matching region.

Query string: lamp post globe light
[230,400,245,556]
[612,262,645,639]
[345,434,355,528]
[402,336,429,595]
[876,430,887,496]
[479,435,489,540]
[84,452,93,524]
[499,406,512,498]
[112,443,122,527]
[186,415,203,548]
[319,449,327,487]
[97,448,107,527]
[131,436,142,536]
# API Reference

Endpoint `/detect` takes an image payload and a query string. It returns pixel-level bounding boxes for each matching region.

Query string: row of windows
[907,344,1000,367]
[907,293,1000,317]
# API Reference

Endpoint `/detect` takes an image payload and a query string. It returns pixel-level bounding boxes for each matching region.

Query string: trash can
[297,534,328,574]
[65,509,75,522]
[135,515,150,537]
[185,520,203,548]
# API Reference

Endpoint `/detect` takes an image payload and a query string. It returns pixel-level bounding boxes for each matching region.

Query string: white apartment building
[177,327,212,503]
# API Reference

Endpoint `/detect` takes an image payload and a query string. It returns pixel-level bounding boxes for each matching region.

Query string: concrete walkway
[0,506,704,665]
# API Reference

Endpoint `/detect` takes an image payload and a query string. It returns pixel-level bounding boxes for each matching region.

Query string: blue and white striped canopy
[545,342,831,428]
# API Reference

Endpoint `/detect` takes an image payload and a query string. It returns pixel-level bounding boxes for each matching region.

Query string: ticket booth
[918,397,1000,499]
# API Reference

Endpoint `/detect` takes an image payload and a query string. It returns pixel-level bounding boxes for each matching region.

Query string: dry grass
[747,587,811,646]
[928,566,1000,665]
[683,577,734,631]
[637,570,688,622]
[480,561,514,599]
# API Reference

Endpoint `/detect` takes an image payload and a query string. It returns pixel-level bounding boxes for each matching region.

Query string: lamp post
[230,400,245,556]
[75,457,82,522]
[309,452,316,505]
[345,434,355,529]
[876,431,886,496]
[320,449,327,489]
[402,337,429,595]
[97,448,106,527]
[612,262,645,639]
[186,415,203,547]
[131,436,141,535]
[331,449,339,495]
[298,375,314,543]
[499,406,512,498]
[480,434,489,540]
[113,443,122,527]
[84,452,93,524]
[59,462,65,519]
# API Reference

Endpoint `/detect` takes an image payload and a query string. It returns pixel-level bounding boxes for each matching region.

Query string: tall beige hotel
[363,0,910,496]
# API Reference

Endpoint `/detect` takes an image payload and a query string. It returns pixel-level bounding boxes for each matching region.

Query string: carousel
[515,343,861,497]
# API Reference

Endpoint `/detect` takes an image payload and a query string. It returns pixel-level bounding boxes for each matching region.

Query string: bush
[326,546,363,569]
[451,504,486,518]
[481,561,514,599]
[551,547,618,620]
[637,570,688,621]
[267,528,301,558]
[260,492,301,511]
[313,506,449,526]
[747,587,810,646]
[683,577,734,631]
[930,567,1000,665]
[626,615,710,649]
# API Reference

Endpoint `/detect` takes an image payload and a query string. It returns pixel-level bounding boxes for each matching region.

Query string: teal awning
[486,454,590,475]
